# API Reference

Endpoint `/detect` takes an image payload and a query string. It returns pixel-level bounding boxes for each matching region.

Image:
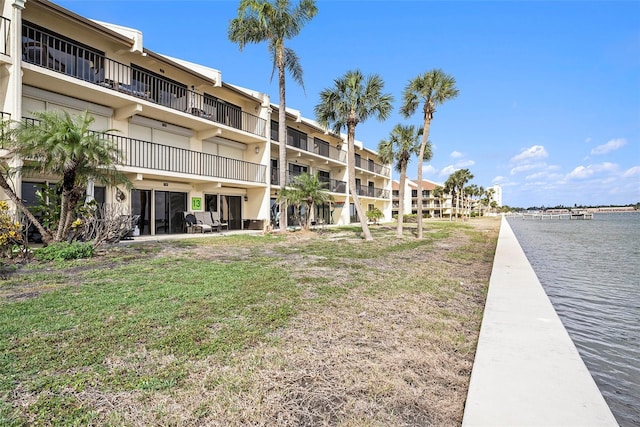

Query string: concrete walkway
[463,217,618,426]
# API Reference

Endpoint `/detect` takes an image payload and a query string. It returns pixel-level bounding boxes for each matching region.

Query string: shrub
[365,207,383,224]
[0,201,24,258]
[35,241,94,261]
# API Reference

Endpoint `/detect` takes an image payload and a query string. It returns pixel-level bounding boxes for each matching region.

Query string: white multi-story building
[0,0,391,235]
[392,178,453,219]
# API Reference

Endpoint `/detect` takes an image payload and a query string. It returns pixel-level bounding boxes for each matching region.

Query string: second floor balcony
[270,168,346,194]
[21,23,267,138]
[356,185,390,199]
[354,155,390,177]
[18,116,266,185]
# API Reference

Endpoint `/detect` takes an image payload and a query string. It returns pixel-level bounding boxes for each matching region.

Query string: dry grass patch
[1,218,499,426]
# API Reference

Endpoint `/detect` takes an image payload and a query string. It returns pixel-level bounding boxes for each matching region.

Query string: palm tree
[447,168,473,221]
[377,124,427,238]
[432,185,445,218]
[277,172,332,231]
[12,110,130,242]
[315,70,393,241]
[401,69,459,238]
[443,174,457,221]
[229,0,317,231]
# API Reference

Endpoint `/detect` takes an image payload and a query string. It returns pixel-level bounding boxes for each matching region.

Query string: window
[411,189,418,197]
[315,138,330,157]
[271,120,279,141]
[354,153,362,168]
[287,127,307,150]
[317,170,330,184]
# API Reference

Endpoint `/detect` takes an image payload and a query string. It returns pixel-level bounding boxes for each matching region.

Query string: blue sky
[55,0,639,208]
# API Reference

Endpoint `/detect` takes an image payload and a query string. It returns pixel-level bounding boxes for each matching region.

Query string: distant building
[491,184,503,207]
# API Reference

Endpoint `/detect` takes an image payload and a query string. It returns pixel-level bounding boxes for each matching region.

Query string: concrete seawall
[462,217,617,426]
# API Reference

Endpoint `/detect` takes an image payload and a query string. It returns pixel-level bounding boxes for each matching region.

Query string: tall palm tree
[315,70,393,241]
[229,0,317,231]
[12,110,130,242]
[448,168,473,221]
[443,174,457,221]
[377,124,428,238]
[277,172,332,230]
[401,69,459,238]
[432,185,445,218]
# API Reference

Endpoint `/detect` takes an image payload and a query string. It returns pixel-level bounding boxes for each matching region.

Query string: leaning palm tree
[401,69,459,238]
[277,172,332,231]
[229,0,317,231]
[315,70,393,241]
[12,110,131,242]
[377,124,429,238]
[0,118,51,242]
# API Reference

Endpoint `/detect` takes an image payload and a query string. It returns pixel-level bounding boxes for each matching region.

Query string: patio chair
[211,211,228,232]
[188,212,213,233]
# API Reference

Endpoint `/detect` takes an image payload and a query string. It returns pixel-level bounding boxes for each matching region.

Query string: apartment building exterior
[392,178,453,219]
[0,0,391,236]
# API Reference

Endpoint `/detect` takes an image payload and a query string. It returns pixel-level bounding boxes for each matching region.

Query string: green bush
[35,241,95,261]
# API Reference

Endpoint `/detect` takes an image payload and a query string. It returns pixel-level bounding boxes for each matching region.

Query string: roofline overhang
[30,0,134,48]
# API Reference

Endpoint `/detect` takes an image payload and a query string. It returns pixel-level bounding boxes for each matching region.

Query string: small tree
[365,207,383,225]
[10,111,131,243]
[277,172,333,231]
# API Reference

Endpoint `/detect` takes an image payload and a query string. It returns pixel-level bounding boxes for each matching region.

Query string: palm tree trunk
[277,48,288,231]
[417,118,432,239]
[0,174,53,244]
[347,123,372,240]
[397,163,407,238]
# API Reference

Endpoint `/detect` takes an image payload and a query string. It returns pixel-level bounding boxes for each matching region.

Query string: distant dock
[520,212,594,220]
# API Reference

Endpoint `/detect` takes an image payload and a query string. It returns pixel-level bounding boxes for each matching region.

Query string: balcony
[111,134,266,183]
[271,128,346,163]
[356,185,390,199]
[21,117,266,184]
[354,155,389,177]
[270,168,346,193]
[21,24,266,138]
[1,17,9,56]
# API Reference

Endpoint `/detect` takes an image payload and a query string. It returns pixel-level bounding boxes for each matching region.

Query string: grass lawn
[0,217,500,426]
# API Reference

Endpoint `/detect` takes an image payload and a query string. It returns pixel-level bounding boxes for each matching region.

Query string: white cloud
[423,164,437,175]
[591,138,626,155]
[510,145,548,163]
[456,159,475,168]
[439,165,457,176]
[450,150,463,159]
[493,175,505,183]
[584,137,592,144]
[566,162,619,180]
[623,166,640,177]
[510,163,542,175]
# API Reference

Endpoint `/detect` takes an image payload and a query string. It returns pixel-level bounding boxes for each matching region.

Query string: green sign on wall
[191,197,202,211]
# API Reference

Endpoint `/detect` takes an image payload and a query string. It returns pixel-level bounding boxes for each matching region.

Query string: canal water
[507,213,640,427]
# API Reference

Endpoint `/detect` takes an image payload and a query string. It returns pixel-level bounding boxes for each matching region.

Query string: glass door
[154,191,187,234]
[131,189,151,235]
[220,195,242,230]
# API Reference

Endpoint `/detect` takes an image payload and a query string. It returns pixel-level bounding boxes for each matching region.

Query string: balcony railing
[1,17,9,56]
[22,117,266,184]
[271,131,347,163]
[355,185,390,199]
[21,23,266,137]
[270,168,346,193]
[109,134,266,183]
[354,155,389,177]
